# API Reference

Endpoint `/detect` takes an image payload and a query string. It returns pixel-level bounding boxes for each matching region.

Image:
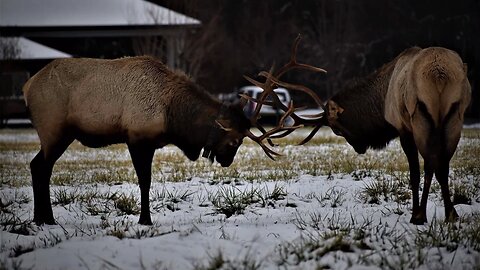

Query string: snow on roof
[0,37,71,60]
[0,0,200,27]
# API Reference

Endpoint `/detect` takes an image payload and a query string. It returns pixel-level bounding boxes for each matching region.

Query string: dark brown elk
[23,56,282,225]
[253,44,471,224]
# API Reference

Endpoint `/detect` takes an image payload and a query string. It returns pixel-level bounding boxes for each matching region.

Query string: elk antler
[244,34,327,156]
[243,100,305,159]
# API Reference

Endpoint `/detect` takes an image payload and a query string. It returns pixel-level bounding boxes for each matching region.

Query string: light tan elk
[250,41,471,224]
[24,56,296,225]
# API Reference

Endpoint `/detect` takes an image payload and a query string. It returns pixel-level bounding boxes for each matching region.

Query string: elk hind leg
[31,136,73,225]
[400,134,422,224]
[128,144,155,225]
[436,106,461,222]
[435,159,458,222]
[412,160,435,225]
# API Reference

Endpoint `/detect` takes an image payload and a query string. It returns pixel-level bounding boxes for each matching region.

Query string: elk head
[202,101,252,167]
[324,99,367,153]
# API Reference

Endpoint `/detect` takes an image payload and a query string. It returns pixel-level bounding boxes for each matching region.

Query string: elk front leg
[31,150,56,225]
[128,144,155,225]
[435,159,458,222]
[400,134,421,224]
[31,136,73,225]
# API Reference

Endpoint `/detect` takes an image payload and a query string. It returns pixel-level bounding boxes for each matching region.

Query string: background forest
[157,0,480,120]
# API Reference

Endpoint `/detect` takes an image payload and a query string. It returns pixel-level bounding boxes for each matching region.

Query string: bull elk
[251,38,471,224]
[23,56,286,225]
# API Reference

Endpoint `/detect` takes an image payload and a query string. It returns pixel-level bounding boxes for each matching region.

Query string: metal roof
[0,0,200,27]
[0,37,71,60]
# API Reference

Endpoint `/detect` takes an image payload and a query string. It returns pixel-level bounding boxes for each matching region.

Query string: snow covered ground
[1,128,479,269]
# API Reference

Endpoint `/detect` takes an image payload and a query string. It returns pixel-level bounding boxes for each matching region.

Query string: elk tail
[22,78,32,107]
[425,54,450,94]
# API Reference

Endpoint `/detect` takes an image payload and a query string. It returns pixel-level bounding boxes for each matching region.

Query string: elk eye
[332,128,343,136]
[228,139,241,147]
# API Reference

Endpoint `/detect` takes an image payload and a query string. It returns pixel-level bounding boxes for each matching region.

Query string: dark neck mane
[166,75,222,160]
[333,58,400,149]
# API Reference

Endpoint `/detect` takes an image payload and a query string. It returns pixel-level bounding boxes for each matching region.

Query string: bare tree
[0,37,21,60]
[298,1,364,99]
[182,13,222,80]
[131,6,168,62]
[131,4,198,70]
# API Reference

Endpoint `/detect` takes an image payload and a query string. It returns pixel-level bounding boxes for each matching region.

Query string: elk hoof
[138,217,153,226]
[446,209,459,222]
[410,214,427,225]
[33,217,57,226]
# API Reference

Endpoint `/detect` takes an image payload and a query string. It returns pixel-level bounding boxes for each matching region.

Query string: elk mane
[332,61,399,149]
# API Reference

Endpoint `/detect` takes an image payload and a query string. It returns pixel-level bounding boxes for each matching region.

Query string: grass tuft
[210,186,262,217]
[114,194,140,216]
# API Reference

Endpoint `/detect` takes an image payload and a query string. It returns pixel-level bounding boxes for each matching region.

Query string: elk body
[24,56,255,225]
[326,47,471,224]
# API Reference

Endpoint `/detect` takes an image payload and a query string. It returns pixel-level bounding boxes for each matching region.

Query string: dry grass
[1,127,479,187]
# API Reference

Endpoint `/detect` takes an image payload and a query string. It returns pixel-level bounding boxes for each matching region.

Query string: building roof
[0,0,200,27]
[0,37,71,60]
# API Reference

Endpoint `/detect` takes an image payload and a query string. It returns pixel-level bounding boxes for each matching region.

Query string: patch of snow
[0,129,479,269]
[465,122,480,129]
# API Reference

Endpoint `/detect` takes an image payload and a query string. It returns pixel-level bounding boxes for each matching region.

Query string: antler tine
[244,101,303,160]
[241,83,301,143]
[246,73,304,123]
[238,93,275,107]
[240,92,304,141]
[255,101,304,141]
[245,130,281,160]
[299,125,322,145]
[258,71,325,111]
[242,75,278,147]
[252,71,323,130]
[248,34,327,123]
[243,74,268,90]
[275,35,327,79]
[243,73,277,123]
[243,64,278,120]
[252,35,327,144]
[245,44,324,123]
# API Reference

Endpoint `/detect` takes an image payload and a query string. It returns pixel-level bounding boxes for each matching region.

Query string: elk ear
[327,100,344,122]
[216,119,233,132]
[463,63,468,74]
